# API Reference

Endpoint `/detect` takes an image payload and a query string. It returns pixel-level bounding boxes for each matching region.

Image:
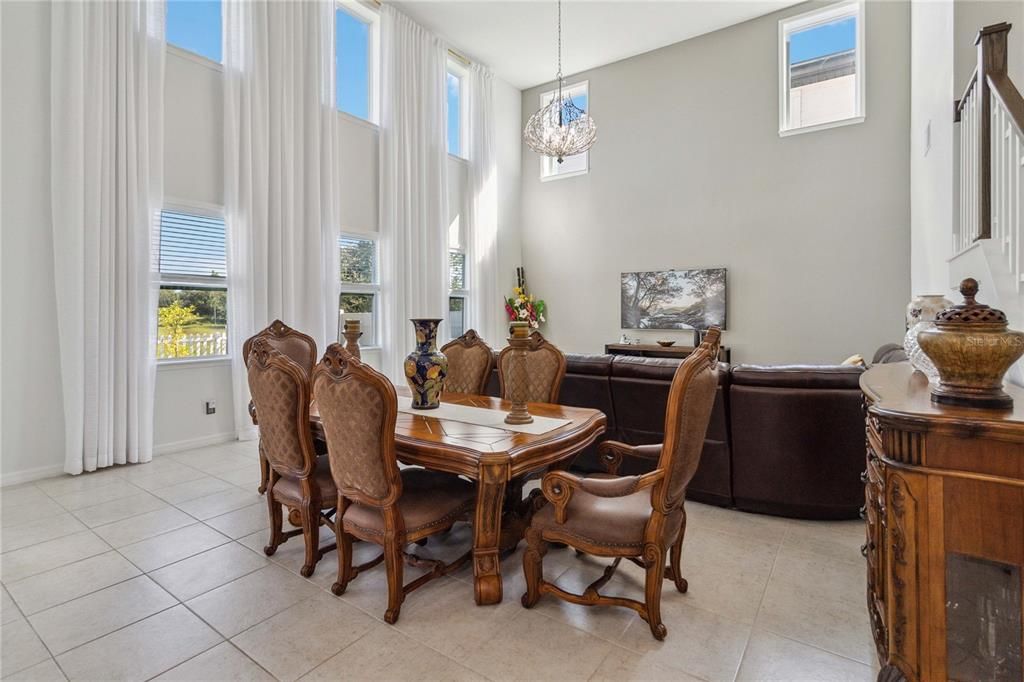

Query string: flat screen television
[620,268,727,331]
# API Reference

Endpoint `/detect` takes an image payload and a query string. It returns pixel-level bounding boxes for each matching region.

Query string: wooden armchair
[312,345,475,624]
[246,339,336,577]
[497,330,567,403]
[440,329,494,395]
[521,328,722,640]
[243,320,318,494]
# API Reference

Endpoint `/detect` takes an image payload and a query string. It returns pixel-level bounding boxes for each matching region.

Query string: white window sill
[779,115,865,137]
[540,167,589,182]
[158,356,232,371]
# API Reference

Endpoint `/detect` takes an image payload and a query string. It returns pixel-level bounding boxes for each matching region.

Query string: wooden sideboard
[604,343,731,363]
[860,362,1024,681]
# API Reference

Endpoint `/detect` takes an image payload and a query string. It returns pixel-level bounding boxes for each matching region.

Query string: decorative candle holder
[505,321,534,425]
[342,319,362,360]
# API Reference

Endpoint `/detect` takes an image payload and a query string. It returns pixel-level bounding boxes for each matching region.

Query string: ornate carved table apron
[311,390,606,605]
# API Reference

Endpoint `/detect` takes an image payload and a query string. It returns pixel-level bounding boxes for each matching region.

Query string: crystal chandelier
[523,0,597,163]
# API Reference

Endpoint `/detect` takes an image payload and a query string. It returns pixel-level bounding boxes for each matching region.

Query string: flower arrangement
[505,267,546,329]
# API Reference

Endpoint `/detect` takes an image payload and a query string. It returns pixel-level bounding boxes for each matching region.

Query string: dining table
[310,389,606,606]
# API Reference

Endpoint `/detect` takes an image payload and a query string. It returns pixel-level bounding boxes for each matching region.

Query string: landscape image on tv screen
[620,268,727,331]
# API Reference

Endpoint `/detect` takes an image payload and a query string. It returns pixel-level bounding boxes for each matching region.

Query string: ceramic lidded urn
[404,318,448,409]
[906,293,953,330]
[917,278,1024,409]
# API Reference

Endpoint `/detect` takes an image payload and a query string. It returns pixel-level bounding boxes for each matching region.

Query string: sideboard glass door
[945,553,1022,681]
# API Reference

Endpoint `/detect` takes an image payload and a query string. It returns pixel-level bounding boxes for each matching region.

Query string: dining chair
[247,338,337,577]
[497,330,567,403]
[312,344,475,624]
[440,329,494,395]
[243,320,318,494]
[521,327,722,640]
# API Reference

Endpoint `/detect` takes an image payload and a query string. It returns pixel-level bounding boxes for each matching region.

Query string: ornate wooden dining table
[310,390,606,606]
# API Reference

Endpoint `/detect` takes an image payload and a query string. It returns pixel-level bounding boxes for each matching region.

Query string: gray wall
[520,1,911,364]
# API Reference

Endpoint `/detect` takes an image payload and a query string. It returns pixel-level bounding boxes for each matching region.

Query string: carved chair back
[652,327,721,514]
[243,320,317,377]
[440,329,494,395]
[312,344,402,508]
[246,338,318,480]
[497,331,567,403]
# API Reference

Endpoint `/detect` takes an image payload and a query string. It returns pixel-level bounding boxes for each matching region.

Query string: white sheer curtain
[224,0,339,439]
[50,0,164,474]
[379,5,450,381]
[465,64,502,347]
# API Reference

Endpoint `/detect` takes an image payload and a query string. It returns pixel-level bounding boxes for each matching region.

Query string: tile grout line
[729,524,787,682]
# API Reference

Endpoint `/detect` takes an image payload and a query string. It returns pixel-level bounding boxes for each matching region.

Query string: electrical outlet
[205,400,216,415]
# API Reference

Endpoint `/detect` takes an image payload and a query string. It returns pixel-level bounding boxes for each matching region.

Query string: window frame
[157,199,230,365]
[338,231,382,349]
[335,1,381,126]
[538,80,591,181]
[778,0,866,137]
[446,59,469,160]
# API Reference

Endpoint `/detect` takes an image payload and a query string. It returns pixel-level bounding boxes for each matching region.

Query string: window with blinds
[157,208,228,361]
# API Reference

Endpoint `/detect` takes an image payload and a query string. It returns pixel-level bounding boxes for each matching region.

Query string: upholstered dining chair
[247,338,337,577]
[312,344,475,624]
[440,329,494,395]
[497,330,567,403]
[521,327,722,640]
[243,320,318,494]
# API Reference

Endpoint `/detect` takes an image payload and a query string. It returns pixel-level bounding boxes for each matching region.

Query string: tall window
[539,81,589,180]
[166,0,222,63]
[157,208,228,360]
[339,235,379,346]
[336,4,378,122]
[447,65,464,157]
[448,216,468,339]
[779,1,864,136]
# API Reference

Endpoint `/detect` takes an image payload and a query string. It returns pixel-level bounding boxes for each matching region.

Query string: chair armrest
[541,469,664,524]
[248,400,258,425]
[596,440,662,475]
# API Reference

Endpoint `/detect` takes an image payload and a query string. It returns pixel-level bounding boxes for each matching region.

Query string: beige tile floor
[0,441,878,681]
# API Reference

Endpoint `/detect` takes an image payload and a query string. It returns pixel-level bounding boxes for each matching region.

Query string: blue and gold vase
[404,318,448,409]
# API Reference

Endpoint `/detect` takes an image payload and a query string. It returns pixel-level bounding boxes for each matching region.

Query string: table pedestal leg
[473,459,508,605]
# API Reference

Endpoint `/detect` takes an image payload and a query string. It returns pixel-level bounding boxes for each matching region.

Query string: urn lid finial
[934,278,1008,327]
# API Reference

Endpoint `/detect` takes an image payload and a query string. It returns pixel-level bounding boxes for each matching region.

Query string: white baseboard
[153,432,237,456]
[0,464,67,488]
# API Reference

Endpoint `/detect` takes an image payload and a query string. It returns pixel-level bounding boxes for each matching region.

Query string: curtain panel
[465,64,502,348]
[224,0,340,439]
[50,0,165,474]
[379,5,450,381]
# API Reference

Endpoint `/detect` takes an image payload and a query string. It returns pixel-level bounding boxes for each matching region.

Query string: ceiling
[392,1,803,90]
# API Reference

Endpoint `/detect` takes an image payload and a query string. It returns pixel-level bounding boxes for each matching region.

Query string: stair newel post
[975,22,1012,240]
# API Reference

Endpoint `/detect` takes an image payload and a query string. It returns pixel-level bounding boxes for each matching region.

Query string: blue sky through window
[336,8,370,120]
[447,72,461,156]
[166,0,222,63]
[789,16,855,64]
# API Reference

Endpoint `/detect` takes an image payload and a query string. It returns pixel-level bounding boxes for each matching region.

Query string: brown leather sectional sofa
[484,352,874,520]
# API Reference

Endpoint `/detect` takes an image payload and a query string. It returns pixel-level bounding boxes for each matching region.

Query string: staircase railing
[954,23,1024,280]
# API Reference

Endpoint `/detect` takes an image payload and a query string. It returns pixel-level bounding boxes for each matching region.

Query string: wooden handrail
[954,68,978,122]
[988,72,1024,139]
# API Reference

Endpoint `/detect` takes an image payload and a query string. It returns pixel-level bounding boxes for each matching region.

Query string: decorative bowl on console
[905,293,953,330]
[656,340,675,347]
[917,278,1024,409]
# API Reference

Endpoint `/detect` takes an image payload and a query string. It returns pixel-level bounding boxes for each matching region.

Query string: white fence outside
[157,331,228,359]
